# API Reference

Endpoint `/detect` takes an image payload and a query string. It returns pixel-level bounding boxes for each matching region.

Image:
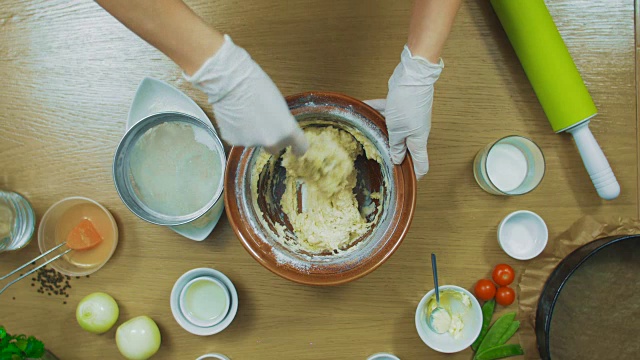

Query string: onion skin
[116,315,162,360]
[76,292,119,334]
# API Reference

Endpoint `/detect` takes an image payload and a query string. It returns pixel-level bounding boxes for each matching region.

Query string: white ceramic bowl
[196,354,230,360]
[367,353,400,360]
[498,210,548,260]
[170,268,238,336]
[415,285,482,353]
[179,276,230,328]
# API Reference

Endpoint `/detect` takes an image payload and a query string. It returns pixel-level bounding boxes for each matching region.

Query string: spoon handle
[431,253,439,304]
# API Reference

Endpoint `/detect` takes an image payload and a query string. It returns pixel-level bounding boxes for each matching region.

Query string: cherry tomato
[495,286,516,306]
[474,279,496,301]
[492,264,515,286]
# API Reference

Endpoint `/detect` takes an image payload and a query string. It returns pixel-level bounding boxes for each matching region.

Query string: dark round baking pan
[536,234,640,359]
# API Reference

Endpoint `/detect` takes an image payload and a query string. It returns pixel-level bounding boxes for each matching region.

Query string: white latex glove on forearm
[185,35,308,155]
[366,45,443,179]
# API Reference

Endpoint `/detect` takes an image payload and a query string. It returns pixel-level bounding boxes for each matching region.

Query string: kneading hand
[185,35,308,156]
[366,45,443,179]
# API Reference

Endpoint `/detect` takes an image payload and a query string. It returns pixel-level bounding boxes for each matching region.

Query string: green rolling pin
[490,0,620,200]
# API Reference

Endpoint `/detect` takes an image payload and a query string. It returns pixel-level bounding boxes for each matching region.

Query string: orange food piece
[66,219,104,251]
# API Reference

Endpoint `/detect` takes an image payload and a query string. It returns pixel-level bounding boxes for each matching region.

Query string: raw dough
[279,126,372,253]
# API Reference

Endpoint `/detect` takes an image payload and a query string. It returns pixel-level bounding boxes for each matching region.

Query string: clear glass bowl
[38,197,118,276]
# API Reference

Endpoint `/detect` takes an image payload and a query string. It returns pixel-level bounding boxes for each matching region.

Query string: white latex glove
[366,45,443,179]
[185,35,308,156]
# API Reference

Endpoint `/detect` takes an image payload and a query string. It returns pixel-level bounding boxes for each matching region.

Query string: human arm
[95,0,224,75]
[95,0,307,154]
[407,0,462,63]
[368,0,461,179]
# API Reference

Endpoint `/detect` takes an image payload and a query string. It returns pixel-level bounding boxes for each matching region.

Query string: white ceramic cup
[179,276,231,327]
[498,210,548,260]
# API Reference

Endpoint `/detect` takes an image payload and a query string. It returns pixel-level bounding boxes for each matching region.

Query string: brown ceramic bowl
[224,92,416,285]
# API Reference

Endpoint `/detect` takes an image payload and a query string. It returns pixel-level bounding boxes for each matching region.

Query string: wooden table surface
[1,0,637,359]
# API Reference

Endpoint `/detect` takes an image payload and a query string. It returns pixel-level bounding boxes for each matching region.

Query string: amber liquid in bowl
[54,203,116,268]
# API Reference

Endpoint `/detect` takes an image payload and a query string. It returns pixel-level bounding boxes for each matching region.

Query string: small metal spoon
[427,253,451,333]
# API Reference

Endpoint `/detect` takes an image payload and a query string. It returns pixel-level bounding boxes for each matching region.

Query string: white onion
[76,292,119,334]
[116,315,162,360]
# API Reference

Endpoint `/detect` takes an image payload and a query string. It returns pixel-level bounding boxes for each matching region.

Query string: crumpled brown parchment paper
[517,216,640,359]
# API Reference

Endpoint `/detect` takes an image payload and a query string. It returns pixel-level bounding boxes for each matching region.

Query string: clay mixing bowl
[225,92,416,285]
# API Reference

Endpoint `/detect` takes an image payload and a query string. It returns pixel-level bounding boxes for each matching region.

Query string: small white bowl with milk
[170,267,238,336]
[179,276,230,327]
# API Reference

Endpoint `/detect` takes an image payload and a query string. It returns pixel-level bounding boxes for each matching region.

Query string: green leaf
[0,343,21,355]
[14,339,26,353]
[0,327,11,350]
[0,328,45,360]
[0,336,9,351]
[24,338,44,358]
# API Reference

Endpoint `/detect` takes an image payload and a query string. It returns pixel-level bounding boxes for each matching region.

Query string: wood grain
[636,0,640,217]
[0,0,637,359]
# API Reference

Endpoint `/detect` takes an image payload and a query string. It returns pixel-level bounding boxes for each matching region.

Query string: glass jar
[0,190,35,252]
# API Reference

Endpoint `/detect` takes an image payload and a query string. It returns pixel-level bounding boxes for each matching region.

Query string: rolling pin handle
[567,121,620,200]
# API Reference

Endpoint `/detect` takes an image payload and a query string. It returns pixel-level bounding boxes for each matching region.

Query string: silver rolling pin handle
[567,121,620,200]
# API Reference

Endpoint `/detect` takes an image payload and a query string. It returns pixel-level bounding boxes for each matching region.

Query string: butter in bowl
[415,285,483,353]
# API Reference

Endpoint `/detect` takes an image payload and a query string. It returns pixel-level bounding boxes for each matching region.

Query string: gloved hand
[185,35,308,156]
[366,45,443,179]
